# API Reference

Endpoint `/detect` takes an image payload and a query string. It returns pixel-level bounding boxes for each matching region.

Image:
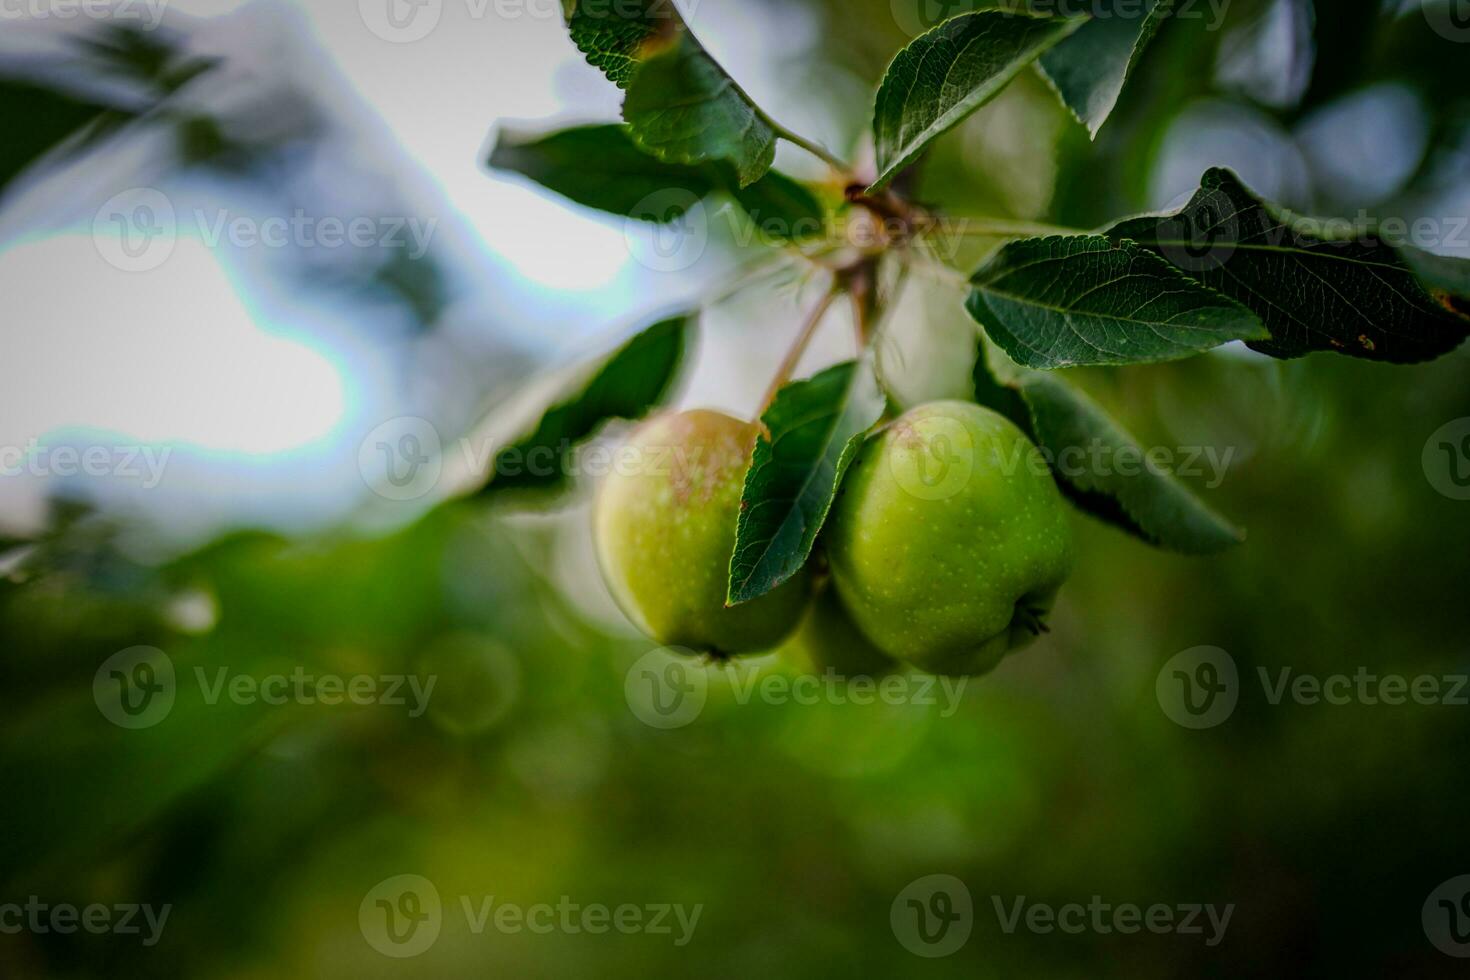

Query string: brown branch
[758,281,842,417]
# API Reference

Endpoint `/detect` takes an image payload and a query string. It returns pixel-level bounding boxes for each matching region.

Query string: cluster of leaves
[483,2,1470,599]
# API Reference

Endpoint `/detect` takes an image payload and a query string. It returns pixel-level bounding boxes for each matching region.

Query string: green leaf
[0,78,124,196]
[622,32,776,187]
[1037,0,1175,137]
[724,169,827,241]
[488,124,719,218]
[1398,246,1470,320]
[482,313,691,495]
[971,344,1033,433]
[966,235,1267,369]
[565,0,776,186]
[0,662,298,879]
[728,360,885,605]
[869,9,1085,191]
[1015,372,1244,553]
[487,124,823,237]
[564,0,678,89]
[1108,168,1470,363]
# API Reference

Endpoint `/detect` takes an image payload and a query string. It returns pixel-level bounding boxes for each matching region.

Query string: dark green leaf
[622,32,776,187]
[1109,168,1470,363]
[724,169,827,241]
[564,0,679,89]
[0,664,297,879]
[0,78,122,196]
[565,0,776,186]
[1016,372,1244,553]
[488,125,824,239]
[488,124,720,218]
[1037,0,1176,137]
[966,235,1267,369]
[1400,245,1470,320]
[869,9,1084,191]
[972,345,1034,433]
[483,313,691,495]
[728,360,885,605]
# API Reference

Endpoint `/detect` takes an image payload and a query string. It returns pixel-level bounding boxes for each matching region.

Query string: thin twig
[758,110,851,176]
[758,280,842,416]
[845,260,877,350]
[849,287,870,354]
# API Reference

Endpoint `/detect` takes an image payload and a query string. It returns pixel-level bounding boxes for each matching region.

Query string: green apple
[825,400,1072,676]
[594,409,812,657]
[783,583,898,679]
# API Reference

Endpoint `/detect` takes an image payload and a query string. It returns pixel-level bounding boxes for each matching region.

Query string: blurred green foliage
[3,1,1470,977]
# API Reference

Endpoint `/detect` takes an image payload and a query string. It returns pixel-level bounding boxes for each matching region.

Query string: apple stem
[1015,604,1052,637]
[843,260,878,349]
